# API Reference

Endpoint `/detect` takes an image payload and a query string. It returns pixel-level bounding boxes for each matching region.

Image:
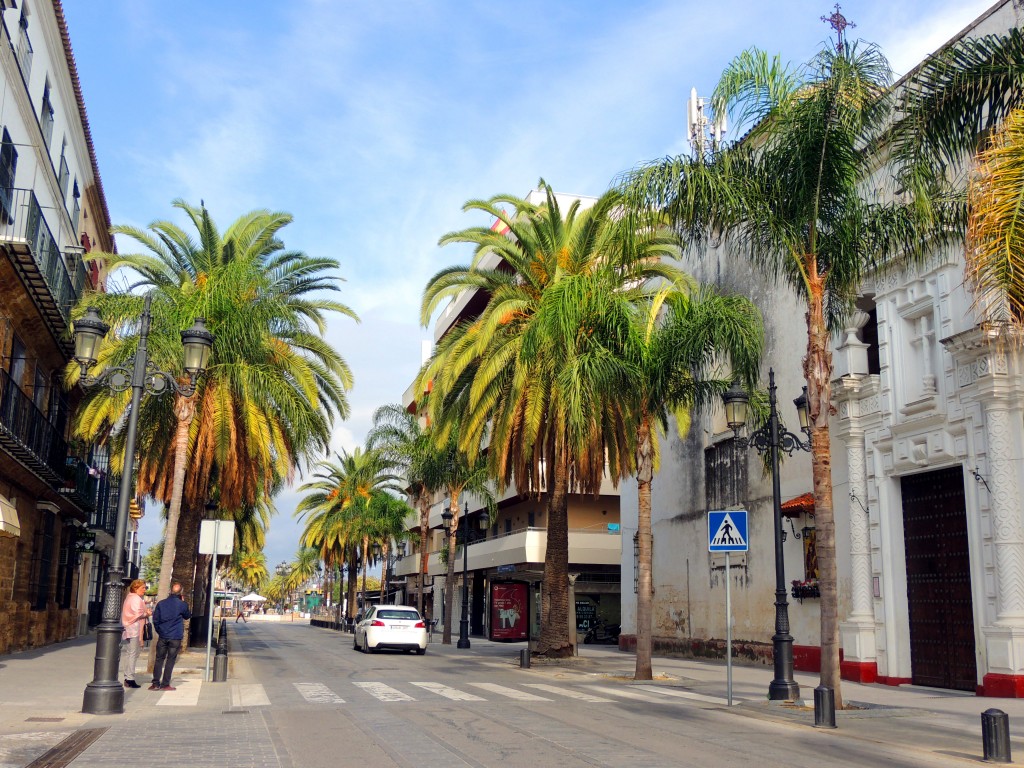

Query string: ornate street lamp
[78,295,213,715]
[722,368,810,702]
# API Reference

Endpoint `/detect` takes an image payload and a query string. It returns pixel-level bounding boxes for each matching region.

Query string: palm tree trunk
[634,415,655,680]
[361,537,369,609]
[805,276,842,709]
[417,492,431,617]
[537,450,572,657]
[148,394,195,670]
[442,491,459,645]
[172,506,201,646]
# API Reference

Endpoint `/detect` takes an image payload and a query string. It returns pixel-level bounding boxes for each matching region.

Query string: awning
[239,592,267,602]
[0,494,20,538]
[781,492,815,519]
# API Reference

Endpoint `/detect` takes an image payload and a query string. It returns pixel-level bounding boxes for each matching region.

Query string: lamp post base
[83,680,125,715]
[82,579,127,715]
[457,618,471,649]
[768,632,800,701]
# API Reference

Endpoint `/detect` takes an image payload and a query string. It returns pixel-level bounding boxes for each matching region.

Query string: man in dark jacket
[150,581,192,691]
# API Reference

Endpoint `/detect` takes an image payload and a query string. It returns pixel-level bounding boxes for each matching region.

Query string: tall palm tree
[893,28,1024,324]
[621,42,957,705]
[227,549,268,592]
[366,404,439,615]
[70,200,357,612]
[421,182,682,655]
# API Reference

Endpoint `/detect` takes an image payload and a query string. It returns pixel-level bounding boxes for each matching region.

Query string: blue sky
[61,0,993,570]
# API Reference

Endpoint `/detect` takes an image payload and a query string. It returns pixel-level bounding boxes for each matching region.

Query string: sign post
[709,509,748,706]
[199,520,235,682]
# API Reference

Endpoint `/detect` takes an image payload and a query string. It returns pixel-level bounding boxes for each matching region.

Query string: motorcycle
[582,618,621,644]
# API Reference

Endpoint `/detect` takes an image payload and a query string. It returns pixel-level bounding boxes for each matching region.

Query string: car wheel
[416,647,426,656]
[367,641,377,654]
[352,634,359,650]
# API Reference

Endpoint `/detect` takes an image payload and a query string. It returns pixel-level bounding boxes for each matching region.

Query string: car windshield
[376,610,419,621]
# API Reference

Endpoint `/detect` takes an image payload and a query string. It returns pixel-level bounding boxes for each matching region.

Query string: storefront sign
[490,581,529,641]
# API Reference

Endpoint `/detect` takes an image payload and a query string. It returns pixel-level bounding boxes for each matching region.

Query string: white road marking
[585,685,677,704]
[353,682,415,702]
[523,683,612,702]
[633,685,729,705]
[468,683,552,701]
[410,682,486,701]
[231,683,271,707]
[156,679,201,706]
[294,682,345,704]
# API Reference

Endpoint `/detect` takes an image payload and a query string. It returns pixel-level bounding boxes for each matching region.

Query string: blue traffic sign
[708,510,748,552]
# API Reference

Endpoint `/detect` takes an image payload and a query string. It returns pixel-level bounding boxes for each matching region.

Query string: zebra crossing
[182,680,730,708]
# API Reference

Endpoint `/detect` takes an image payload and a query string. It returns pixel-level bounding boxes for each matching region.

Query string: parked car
[353,605,428,654]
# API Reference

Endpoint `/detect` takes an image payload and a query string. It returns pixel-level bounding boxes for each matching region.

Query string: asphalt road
[232,622,971,768]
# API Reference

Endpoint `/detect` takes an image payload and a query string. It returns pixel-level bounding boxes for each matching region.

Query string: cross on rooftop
[821,3,855,52]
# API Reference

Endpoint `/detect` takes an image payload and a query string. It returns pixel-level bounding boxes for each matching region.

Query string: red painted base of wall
[792,644,845,673]
[982,674,1024,698]
[875,675,912,686]
[840,659,878,684]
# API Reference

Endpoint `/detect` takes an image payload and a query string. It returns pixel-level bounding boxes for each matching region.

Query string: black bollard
[520,648,531,669]
[982,708,1011,763]
[814,685,837,729]
[213,620,228,682]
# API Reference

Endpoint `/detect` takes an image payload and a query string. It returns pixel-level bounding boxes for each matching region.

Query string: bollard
[213,620,228,682]
[813,685,837,729]
[520,648,531,669]
[982,708,1011,763]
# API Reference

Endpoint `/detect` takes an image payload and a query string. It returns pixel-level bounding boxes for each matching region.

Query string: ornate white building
[620,0,1024,696]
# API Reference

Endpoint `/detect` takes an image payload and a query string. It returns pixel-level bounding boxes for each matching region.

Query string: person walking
[235,603,248,623]
[150,581,192,691]
[120,579,151,689]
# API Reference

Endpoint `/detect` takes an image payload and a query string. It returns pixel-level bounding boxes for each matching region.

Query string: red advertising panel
[490,581,529,641]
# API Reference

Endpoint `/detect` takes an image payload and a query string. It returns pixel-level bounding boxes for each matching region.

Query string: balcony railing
[88,478,118,537]
[61,457,99,515]
[0,188,85,328]
[0,366,67,480]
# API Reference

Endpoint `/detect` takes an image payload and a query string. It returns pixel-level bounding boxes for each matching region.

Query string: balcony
[394,527,622,578]
[87,478,118,537]
[0,366,67,483]
[0,188,86,345]
[60,457,99,515]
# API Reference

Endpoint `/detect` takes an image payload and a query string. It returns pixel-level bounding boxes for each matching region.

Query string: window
[0,128,18,224]
[527,511,535,527]
[504,519,512,535]
[32,364,46,413]
[13,6,32,85]
[30,509,55,610]
[8,334,26,389]
[40,80,54,150]
[69,180,80,232]
[57,138,69,198]
[704,437,747,511]
[56,523,76,609]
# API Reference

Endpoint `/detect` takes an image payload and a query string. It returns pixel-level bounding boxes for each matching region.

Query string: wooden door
[901,466,977,691]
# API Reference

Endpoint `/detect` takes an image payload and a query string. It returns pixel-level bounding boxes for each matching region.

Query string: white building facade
[620,0,1024,696]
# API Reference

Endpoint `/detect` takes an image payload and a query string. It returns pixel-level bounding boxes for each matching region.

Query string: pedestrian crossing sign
[708,510,748,552]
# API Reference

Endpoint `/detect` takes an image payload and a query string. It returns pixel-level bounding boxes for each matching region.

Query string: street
[3,621,1010,767]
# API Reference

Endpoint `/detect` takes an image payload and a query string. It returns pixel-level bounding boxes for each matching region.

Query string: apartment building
[393,189,622,643]
[0,0,116,653]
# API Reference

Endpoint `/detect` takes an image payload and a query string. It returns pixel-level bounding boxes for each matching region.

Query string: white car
[353,605,428,654]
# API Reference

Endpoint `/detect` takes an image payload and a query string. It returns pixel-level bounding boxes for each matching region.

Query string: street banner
[490,581,529,641]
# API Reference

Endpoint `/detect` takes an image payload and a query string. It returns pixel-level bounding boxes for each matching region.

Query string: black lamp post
[76,296,213,715]
[722,368,810,702]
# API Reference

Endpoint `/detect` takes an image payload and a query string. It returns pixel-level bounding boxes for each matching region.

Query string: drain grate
[222,710,250,714]
[25,717,65,723]
[24,727,107,768]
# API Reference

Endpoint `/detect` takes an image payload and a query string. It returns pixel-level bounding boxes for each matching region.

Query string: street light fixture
[78,295,213,715]
[722,368,810,702]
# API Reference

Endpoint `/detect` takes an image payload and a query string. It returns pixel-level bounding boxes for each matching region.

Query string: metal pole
[726,551,733,706]
[204,524,219,682]
[767,369,800,701]
[82,294,152,715]
[457,511,471,649]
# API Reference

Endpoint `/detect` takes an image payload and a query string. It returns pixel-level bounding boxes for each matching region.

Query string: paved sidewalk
[4,627,1024,766]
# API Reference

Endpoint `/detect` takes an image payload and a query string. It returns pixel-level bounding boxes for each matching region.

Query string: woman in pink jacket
[121,579,151,688]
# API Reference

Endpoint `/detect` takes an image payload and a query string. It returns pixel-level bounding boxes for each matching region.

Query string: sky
[60,0,995,569]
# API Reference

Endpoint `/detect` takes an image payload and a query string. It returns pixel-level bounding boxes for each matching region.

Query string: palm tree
[296,448,402,618]
[893,28,1024,324]
[366,404,439,615]
[227,549,268,592]
[421,182,682,655]
[621,42,957,705]
[70,200,357,612]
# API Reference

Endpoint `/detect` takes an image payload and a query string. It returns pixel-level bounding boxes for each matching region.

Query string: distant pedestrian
[235,604,248,623]
[120,579,151,689]
[150,581,192,691]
